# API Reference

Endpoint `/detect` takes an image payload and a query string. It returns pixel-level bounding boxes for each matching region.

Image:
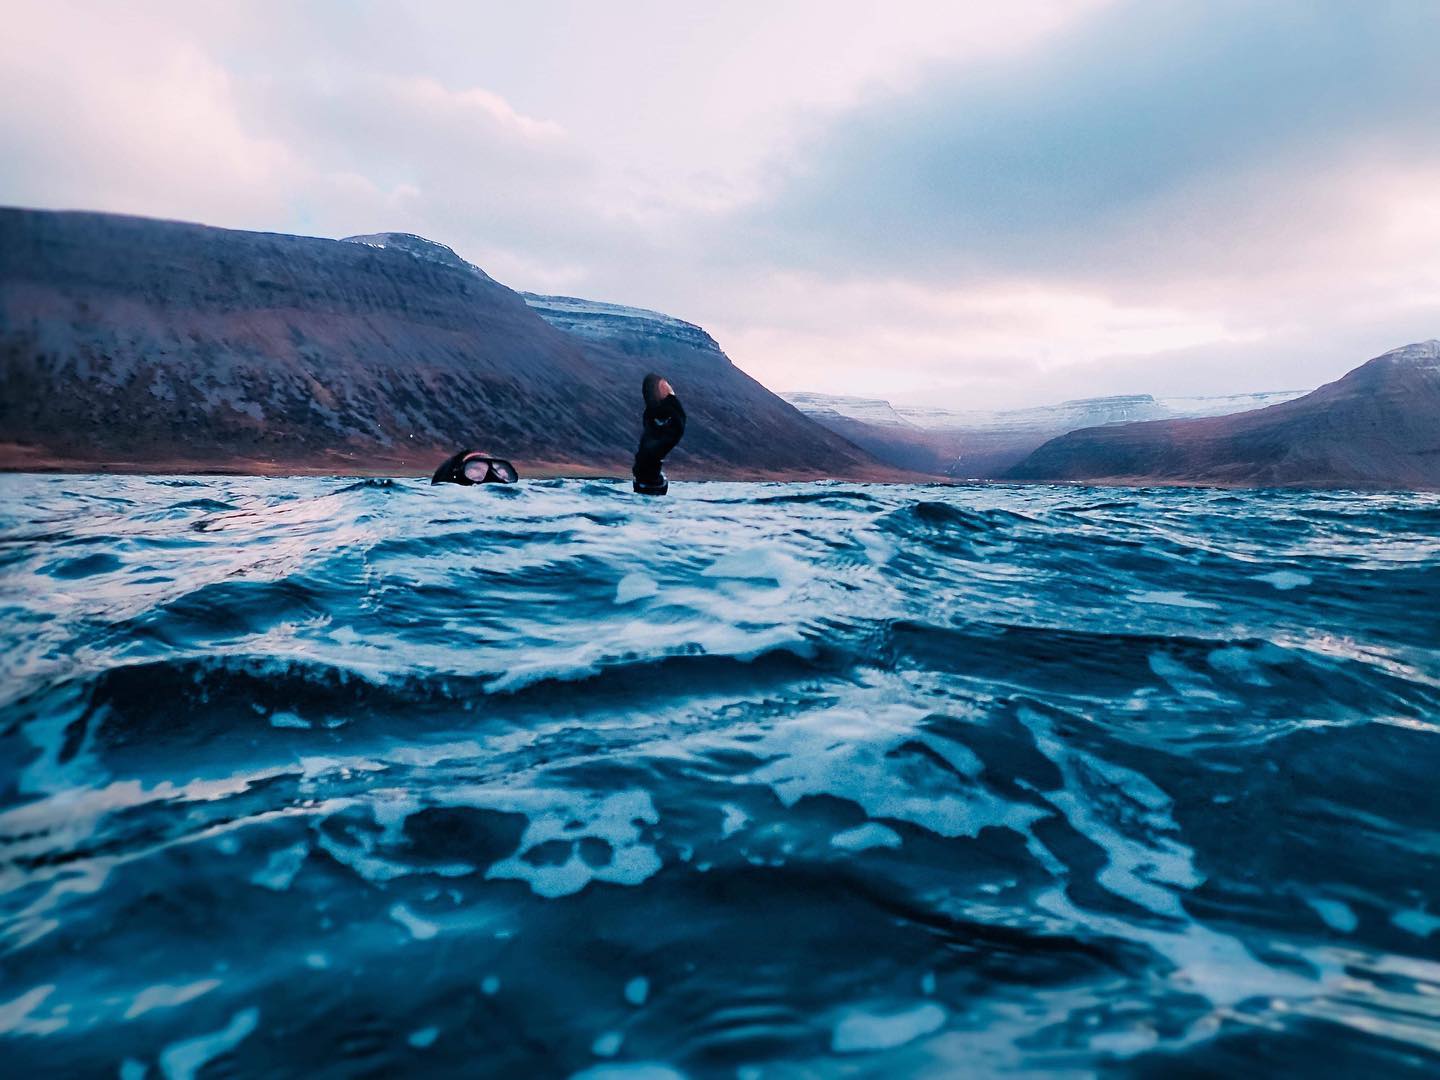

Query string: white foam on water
[831,823,902,852]
[856,528,896,570]
[249,841,308,891]
[389,902,439,941]
[482,789,661,898]
[16,684,105,796]
[702,545,808,587]
[408,1026,439,1048]
[0,791,124,951]
[745,705,1046,840]
[1254,570,1312,591]
[1036,885,1319,1012]
[1021,707,1330,1010]
[624,976,649,1006]
[1306,897,1359,934]
[124,979,221,1020]
[831,1001,946,1053]
[158,1006,259,1080]
[312,792,473,884]
[268,711,310,729]
[484,621,808,695]
[0,984,65,1036]
[615,573,658,604]
[313,829,420,884]
[0,779,187,869]
[1148,653,1224,702]
[719,803,748,838]
[299,755,386,781]
[1024,712,1199,918]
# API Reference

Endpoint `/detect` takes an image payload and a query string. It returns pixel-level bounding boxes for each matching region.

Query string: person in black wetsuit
[633,373,686,495]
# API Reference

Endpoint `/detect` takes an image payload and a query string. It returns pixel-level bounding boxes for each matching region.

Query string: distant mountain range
[1008,341,1440,489]
[782,389,1308,477]
[3,207,1433,489]
[0,209,888,478]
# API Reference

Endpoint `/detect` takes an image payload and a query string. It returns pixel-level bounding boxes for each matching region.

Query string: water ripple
[1,475,1438,1076]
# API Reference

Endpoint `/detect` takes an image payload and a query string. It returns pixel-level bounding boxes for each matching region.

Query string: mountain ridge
[0,208,890,479]
[782,387,1307,478]
[1008,341,1440,489]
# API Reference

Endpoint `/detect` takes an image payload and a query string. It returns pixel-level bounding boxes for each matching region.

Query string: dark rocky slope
[0,209,886,478]
[1008,342,1440,489]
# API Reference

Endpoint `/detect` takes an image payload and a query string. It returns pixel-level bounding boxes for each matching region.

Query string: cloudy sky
[3,1,1438,408]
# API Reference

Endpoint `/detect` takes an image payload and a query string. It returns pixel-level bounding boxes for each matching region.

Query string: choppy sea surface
[2,475,1439,1078]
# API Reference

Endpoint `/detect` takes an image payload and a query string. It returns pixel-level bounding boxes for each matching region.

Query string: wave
[2,474,1438,1075]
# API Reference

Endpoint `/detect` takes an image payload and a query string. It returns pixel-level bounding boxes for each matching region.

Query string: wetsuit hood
[431,450,519,485]
[642,373,670,409]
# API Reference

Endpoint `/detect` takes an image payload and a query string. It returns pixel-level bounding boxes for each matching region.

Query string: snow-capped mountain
[521,294,724,357]
[341,232,496,282]
[779,393,918,428]
[784,390,1307,433]
[781,388,1311,478]
[1153,390,1308,418]
[0,209,888,478]
[1011,341,1440,488]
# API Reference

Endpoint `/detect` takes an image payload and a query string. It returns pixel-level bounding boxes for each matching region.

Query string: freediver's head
[431,449,519,485]
[642,372,674,407]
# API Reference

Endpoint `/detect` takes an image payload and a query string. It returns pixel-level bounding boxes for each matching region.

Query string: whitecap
[482,789,661,899]
[615,572,658,604]
[745,705,1045,840]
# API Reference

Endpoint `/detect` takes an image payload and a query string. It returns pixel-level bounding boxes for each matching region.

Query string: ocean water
[2,475,1439,1078]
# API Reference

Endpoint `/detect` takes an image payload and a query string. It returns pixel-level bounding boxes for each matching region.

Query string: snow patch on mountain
[781,393,918,428]
[341,232,495,282]
[521,293,725,358]
[1157,390,1308,417]
[784,389,1309,433]
[1378,339,1440,368]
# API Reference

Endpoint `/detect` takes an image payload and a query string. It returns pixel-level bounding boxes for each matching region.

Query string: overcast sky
[4,1,1438,408]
